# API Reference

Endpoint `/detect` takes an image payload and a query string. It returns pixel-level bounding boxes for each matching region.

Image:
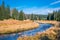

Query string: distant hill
[25,14,47,20]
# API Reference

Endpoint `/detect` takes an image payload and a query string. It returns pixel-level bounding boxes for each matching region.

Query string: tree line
[47,10,60,21]
[0,1,11,20]
[0,1,26,20]
[0,1,42,20]
[2,1,59,21]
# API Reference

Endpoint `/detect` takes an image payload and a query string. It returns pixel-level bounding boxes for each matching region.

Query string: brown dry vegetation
[17,21,60,40]
[0,19,39,34]
[17,27,60,40]
[36,20,58,25]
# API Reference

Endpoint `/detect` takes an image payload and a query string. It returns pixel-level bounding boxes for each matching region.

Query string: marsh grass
[17,22,60,40]
[0,19,39,34]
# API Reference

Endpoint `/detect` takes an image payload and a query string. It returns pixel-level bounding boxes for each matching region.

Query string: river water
[0,24,52,40]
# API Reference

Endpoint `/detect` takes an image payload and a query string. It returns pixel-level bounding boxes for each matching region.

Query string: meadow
[0,19,39,34]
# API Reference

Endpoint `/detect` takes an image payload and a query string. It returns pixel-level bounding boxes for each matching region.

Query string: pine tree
[30,14,34,20]
[12,8,18,19]
[1,1,5,19]
[19,10,25,20]
[56,10,60,21]
[0,6,3,20]
[47,10,60,21]
[5,5,11,19]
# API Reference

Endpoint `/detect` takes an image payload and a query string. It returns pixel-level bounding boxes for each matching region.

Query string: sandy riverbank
[0,19,39,34]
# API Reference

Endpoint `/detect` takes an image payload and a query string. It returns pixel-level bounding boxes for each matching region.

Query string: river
[0,23,52,40]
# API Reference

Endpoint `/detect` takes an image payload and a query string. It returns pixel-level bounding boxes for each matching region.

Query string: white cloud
[15,6,60,15]
[50,0,60,5]
[15,0,60,15]
[21,7,60,15]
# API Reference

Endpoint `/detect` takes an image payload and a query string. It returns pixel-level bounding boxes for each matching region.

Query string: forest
[0,1,60,21]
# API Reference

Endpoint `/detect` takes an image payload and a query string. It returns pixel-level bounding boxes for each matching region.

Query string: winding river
[0,24,52,40]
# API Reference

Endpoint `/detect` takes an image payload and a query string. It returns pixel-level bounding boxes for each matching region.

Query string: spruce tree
[19,10,25,20]
[12,8,18,19]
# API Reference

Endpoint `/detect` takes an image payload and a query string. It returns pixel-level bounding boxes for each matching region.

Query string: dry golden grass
[17,27,60,40]
[17,21,60,40]
[0,19,39,34]
[37,20,58,25]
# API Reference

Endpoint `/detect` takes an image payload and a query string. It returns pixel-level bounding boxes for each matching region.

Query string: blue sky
[0,0,60,15]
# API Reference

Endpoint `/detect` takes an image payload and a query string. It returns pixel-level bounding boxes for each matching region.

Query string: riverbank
[0,19,39,34]
[17,27,60,40]
[35,20,58,25]
[17,20,60,40]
